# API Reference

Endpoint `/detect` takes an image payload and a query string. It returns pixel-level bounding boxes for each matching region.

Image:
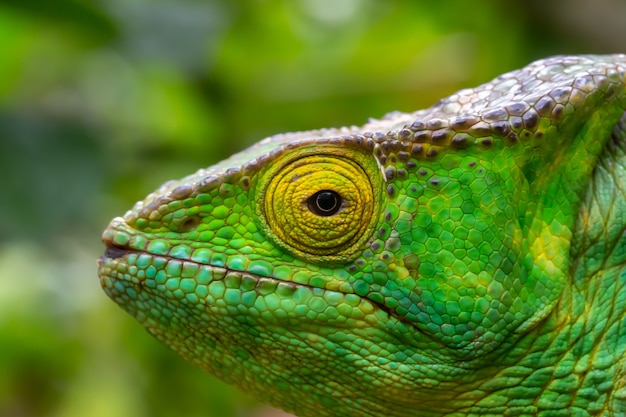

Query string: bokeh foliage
[1,0,624,416]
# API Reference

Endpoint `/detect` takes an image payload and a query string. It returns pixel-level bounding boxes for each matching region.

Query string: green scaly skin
[99,55,626,416]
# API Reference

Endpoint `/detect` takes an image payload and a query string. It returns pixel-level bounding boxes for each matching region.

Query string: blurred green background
[1,0,625,416]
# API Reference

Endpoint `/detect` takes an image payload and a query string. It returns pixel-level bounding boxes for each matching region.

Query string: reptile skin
[99,55,626,416]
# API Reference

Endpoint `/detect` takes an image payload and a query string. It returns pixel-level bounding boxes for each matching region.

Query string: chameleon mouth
[98,232,345,300]
[100,239,334,298]
[98,233,409,333]
[97,239,408,341]
[98,221,352,294]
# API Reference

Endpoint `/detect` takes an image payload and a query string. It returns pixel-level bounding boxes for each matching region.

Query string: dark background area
[1,1,625,416]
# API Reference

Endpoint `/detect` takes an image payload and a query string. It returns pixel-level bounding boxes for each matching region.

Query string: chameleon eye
[307,190,342,216]
[260,149,381,259]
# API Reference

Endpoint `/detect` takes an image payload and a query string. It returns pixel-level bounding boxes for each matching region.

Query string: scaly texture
[99,55,626,416]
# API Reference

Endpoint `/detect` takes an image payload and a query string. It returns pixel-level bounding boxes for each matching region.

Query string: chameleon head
[98,55,626,416]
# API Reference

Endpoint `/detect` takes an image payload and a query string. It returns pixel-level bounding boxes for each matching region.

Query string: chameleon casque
[99,55,626,416]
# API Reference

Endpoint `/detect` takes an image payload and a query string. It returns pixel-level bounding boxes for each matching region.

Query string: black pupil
[308,190,342,216]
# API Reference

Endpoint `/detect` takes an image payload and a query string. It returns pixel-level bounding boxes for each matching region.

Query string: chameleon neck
[450,114,626,416]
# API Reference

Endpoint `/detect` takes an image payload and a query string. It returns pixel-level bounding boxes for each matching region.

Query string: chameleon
[99,55,626,416]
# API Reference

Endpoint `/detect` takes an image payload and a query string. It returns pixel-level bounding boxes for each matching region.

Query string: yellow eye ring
[259,146,381,261]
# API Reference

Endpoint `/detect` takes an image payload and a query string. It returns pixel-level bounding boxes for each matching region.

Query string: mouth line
[99,242,407,328]
[100,242,329,293]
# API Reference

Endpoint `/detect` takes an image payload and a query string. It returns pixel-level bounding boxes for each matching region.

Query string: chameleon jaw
[98,239,463,417]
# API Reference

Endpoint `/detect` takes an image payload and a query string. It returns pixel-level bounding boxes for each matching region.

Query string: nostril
[180,216,202,232]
